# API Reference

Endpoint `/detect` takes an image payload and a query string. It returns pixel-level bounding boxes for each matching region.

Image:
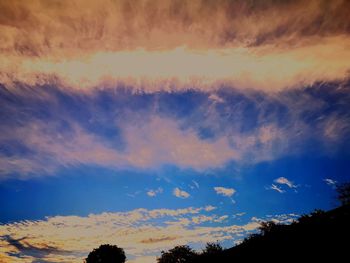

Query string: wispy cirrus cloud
[1,0,349,54]
[1,82,350,179]
[1,0,350,91]
[0,116,237,178]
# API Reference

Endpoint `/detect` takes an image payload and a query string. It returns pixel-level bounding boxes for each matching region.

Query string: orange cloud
[1,38,350,91]
[0,0,349,54]
[0,0,349,91]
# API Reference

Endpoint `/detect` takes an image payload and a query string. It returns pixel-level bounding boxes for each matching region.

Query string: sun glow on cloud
[2,39,350,91]
[1,0,350,91]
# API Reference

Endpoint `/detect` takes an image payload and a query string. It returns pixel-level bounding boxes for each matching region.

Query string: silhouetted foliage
[258,221,279,235]
[337,182,350,205]
[85,244,126,263]
[159,202,350,262]
[195,242,224,263]
[157,245,197,263]
[201,242,223,255]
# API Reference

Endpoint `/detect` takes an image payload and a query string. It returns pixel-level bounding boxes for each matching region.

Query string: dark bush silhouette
[201,242,223,255]
[85,244,126,263]
[196,242,224,263]
[157,245,197,263]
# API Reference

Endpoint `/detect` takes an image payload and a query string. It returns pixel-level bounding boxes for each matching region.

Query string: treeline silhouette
[86,183,350,262]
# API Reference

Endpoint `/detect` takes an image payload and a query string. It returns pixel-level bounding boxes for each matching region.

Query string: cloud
[0,206,297,262]
[173,187,190,199]
[268,184,285,194]
[214,187,236,197]
[191,180,200,189]
[0,0,349,52]
[0,0,350,91]
[1,80,350,179]
[209,94,225,104]
[0,116,237,179]
[147,187,163,197]
[204,205,216,212]
[274,177,297,189]
[267,177,297,193]
[2,41,350,91]
[324,178,337,187]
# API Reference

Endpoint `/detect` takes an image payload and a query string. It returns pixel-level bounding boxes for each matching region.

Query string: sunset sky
[1,0,350,262]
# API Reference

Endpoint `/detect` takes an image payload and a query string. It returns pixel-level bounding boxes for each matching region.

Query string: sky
[0,0,350,262]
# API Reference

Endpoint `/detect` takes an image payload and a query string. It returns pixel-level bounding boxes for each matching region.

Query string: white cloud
[233,212,246,218]
[214,187,236,197]
[173,188,190,199]
[147,187,163,197]
[274,177,297,189]
[323,178,337,187]
[268,184,285,194]
[204,205,216,212]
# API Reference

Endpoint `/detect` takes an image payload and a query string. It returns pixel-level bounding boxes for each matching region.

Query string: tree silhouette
[201,242,223,255]
[337,182,350,205]
[157,245,197,263]
[85,244,126,263]
[258,221,278,235]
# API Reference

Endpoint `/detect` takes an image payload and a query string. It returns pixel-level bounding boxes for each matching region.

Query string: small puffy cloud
[324,178,337,186]
[323,178,338,189]
[147,187,163,197]
[274,177,297,189]
[268,177,298,193]
[214,187,236,197]
[173,188,190,199]
[204,205,216,212]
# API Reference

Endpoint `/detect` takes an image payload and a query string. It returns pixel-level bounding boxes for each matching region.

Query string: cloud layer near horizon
[0,206,298,262]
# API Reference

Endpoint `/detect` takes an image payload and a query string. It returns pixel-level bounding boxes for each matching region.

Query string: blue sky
[1,0,350,262]
[1,82,349,262]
